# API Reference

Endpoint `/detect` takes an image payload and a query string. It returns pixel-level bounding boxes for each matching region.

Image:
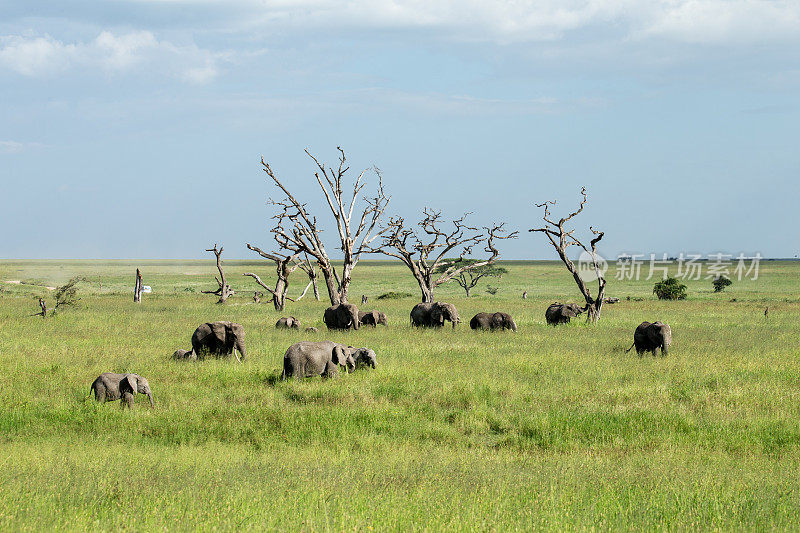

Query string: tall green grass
[1,260,799,530]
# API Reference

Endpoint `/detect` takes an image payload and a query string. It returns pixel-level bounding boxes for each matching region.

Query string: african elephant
[91,372,153,408]
[627,321,672,357]
[410,302,460,328]
[545,303,584,325]
[323,303,360,330]
[282,341,376,379]
[305,327,319,333]
[470,312,517,331]
[276,316,301,329]
[191,321,247,361]
[172,348,196,361]
[358,310,388,327]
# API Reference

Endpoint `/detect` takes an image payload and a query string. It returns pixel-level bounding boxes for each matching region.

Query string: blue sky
[1,1,798,259]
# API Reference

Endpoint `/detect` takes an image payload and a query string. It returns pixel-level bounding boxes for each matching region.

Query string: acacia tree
[262,147,390,306]
[367,209,517,302]
[529,187,606,323]
[434,259,508,297]
[202,243,234,304]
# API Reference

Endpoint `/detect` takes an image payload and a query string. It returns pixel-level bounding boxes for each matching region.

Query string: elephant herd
[91,301,672,409]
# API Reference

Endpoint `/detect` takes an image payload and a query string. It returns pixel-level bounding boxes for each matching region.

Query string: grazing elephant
[281,341,373,379]
[172,348,196,361]
[627,321,672,357]
[545,303,584,325]
[91,372,154,408]
[305,327,319,333]
[410,302,460,328]
[323,303,360,330]
[358,310,388,327]
[276,316,301,329]
[191,321,247,361]
[470,312,517,331]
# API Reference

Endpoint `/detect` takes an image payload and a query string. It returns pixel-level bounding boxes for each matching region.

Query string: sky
[1,0,799,260]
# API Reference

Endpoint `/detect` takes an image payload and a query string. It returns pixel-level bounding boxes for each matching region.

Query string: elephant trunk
[236,339,247,361]
[661,344,669,357]
[147,392,154,408]
[510,320,518,332]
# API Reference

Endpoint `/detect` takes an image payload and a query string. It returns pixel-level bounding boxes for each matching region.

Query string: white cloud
[128,0,800,45]
[0,31,222,83]
[0,140,42,153]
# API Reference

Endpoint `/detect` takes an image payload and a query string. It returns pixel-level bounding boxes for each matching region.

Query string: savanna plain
[1,259,799,531]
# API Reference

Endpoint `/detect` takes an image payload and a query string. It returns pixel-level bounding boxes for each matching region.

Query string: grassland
[1,259,799,530]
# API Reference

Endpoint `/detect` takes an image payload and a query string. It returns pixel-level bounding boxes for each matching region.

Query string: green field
[1,259,799,530]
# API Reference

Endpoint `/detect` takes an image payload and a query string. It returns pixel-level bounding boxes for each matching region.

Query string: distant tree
[202,244,234,304]
[653,277,687,300]
[35,277,85,317]
[434,258,508,297]
[712,275,732,293]
[485,285,500,296]
[529,187,607,323]
[366,209,517,302]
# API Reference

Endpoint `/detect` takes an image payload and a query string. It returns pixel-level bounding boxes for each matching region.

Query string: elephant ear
[370,311,379,324]
[211,322,228,342]
[430,307,444,325]
[332,345,345,365]
[120,374,137,396]
[646,325,663,345]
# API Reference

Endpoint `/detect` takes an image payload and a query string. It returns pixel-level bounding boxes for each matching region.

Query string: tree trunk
[38,298,47,318]
[318,263,342,306]
[133,269,142,303]
[273,278,287,311]
[419,284,434,303]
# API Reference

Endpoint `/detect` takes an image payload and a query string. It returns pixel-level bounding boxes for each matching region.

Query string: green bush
[653,277,687,300]
[377,291,414,300]
[713,276,733,292]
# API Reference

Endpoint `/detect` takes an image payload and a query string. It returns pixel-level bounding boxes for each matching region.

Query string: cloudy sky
[2,1,798,259]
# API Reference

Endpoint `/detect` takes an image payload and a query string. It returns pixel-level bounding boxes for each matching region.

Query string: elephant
[323,303,360,330]
[470,312,517,331]
[172,348,196,361]
[627,321,672,357]
[281,341,376,379]
[410,302,460,328]
[91,372,153,408]
[358,310,388,327]
[276,316,301,329]
[305,327,319,333]
[545,302,584,325]
[191,321,247,361]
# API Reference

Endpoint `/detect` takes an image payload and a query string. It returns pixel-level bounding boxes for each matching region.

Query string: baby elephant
[282,341,376,379]
[358,310,388,327]
[470,312,517,331]
[626,321,672,357]
[276,316,301,329]
[172,348,196,361]
[91,372,154,408]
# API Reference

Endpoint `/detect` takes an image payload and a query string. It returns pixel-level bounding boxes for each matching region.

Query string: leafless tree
[295,253,320,301]
[529,187,606,323]
[133,269,143,303]
[202,244,234,304]
[262,147,390,305]
[243,243,303,311]
[367,209,517,302]
[35,277,85,317]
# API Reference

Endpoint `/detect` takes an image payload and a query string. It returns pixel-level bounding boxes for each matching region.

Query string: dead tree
[529,187,606,323]
[262,147,390,305]
[35,277,84,317]
[367,209,517,302]
[253,291,262,303]
[296,254,320,301]
[133,269,143,303]
[243,243,302,311]
[202,244,234,304]
[36,298,47,318]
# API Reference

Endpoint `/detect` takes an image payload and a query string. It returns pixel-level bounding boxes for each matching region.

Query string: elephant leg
[323,361,338,379]
[94,385,106,403]
[121,392,134,409]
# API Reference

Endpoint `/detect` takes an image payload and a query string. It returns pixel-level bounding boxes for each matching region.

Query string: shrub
[653,277,687,300]
[712,276,732,292]
[485,285,500,296]
[377,291,414,300]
